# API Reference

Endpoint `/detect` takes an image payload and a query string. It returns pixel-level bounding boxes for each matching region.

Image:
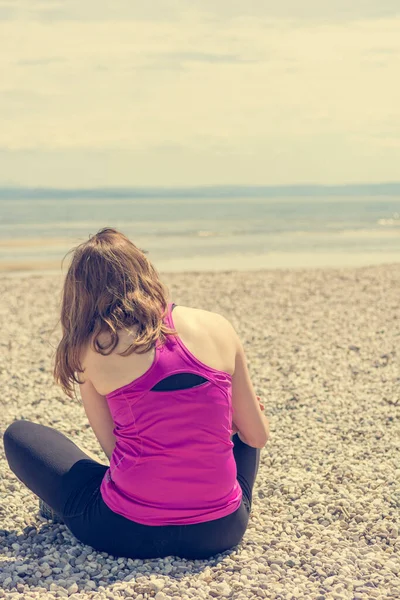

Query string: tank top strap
[164,302,176,329]
[162,303,231,387]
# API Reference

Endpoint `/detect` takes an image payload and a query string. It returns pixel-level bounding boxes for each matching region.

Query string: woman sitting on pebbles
[4,228,269,559]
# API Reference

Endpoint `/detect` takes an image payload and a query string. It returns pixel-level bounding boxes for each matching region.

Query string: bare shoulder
[173,305,235,337]
[172,305,237,374]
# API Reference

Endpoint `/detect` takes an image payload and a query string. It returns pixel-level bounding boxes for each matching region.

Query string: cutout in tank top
[150,303,209,391]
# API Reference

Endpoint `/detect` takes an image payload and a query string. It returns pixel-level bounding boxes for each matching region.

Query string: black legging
[3,420,260,560]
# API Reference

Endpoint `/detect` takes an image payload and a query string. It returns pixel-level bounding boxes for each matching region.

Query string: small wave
[377,218,400,226]
[197,231,218,237]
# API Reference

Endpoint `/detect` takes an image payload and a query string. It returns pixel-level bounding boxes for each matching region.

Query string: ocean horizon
[1,182,400,199]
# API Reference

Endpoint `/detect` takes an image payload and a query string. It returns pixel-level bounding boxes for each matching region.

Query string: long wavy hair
[54,227,177,397]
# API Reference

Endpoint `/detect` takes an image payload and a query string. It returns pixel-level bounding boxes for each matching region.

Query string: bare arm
[229,323,270,448]
[79,379,117,461]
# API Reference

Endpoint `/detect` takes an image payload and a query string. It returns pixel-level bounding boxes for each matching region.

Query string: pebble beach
[0,264,399,600]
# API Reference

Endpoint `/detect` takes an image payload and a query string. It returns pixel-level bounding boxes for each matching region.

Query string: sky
[0,0,400,187]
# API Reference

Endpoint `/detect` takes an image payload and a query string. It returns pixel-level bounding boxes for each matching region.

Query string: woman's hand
[231,395,264,435]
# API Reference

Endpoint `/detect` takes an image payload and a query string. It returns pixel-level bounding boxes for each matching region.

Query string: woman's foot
[38,498,64,524]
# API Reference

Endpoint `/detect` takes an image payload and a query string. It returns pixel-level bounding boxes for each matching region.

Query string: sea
[0,194,399,273]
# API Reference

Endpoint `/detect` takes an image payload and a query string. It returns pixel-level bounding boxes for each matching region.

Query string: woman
[4,228,270,560]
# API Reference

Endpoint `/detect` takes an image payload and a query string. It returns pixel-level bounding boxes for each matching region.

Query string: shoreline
[1,251,400,277]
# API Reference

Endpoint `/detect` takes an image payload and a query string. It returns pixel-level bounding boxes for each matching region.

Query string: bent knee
[3,419,32,452]
[4,418,30,437]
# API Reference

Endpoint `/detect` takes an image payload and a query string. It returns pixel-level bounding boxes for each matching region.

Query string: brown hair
[54,227,176,397]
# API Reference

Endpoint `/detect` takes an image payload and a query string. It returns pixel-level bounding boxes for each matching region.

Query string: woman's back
[84,303,243,525]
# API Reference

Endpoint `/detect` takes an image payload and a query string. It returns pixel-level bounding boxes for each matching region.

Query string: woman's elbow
[253,432,270,448]
[238,429,270,449]
[252,420,270,448]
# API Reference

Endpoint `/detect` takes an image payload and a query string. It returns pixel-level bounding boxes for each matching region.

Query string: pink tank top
[100,302,242,525]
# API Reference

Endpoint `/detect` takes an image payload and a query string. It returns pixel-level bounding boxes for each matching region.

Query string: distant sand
[1,251,400,275]
[1,232,399,274]
[0,238,73,248]
[0,261,63,273]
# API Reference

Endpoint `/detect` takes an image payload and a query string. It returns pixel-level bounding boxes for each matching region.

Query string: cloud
[365,46,400,55]
[0,3,400,185]
[1,134,400,187]
[16,57,64,66]
[152,51,257,65]
[0,0,181,23]
[141,51,258,72]
[1,0,400,22]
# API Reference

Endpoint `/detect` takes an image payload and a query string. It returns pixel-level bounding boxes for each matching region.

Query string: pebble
[67,583,79,595]
[1,267,400,600]
[386,561,399,574]
[150,579,165,592]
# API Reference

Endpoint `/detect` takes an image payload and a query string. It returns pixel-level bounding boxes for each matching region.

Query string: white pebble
[67,582,79,595]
